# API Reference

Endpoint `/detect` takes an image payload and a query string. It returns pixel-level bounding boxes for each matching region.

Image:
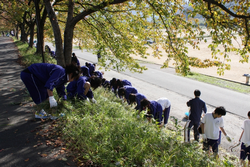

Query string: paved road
[45,43,250,119]
[121,63,250,118]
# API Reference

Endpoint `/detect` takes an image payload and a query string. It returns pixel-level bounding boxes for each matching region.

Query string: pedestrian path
[0,37,77,167]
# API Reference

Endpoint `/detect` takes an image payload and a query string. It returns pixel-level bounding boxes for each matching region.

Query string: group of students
[20,53,104,119]
[185,89,250,166]
[20,53,250,165]
[104,78,172,128]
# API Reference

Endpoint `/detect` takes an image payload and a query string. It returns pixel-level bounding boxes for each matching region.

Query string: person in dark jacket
[141,99,163,126]
[184,89,207,142]
[118,86,138,104]
[20,63,80,107]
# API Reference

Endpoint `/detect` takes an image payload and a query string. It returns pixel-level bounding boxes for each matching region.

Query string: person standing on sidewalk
[239,111,250,167]
[184,89,207,142]
[200,106,231,157]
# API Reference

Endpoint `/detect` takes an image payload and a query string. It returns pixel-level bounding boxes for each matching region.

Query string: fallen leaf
[41,154,47,157]
[60,150,65,154]
[52,154,58,159]
[62,158,67,161]
[24,158,29,162]
[33,145,37,148]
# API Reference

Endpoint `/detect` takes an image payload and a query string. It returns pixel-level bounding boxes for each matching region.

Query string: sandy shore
[131,38,250,84]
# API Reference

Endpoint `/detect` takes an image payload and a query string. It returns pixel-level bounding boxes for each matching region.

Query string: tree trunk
[64,0,75,65]
[20,22,27,42]
[29,22,35,48]
[15,25,19,39]
[44,0,64,67]
[34,0,44,62]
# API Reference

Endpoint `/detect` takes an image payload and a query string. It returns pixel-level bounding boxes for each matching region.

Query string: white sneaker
[35,109,49,119]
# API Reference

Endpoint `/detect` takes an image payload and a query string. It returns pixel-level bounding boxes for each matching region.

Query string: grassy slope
[16,39,239,166]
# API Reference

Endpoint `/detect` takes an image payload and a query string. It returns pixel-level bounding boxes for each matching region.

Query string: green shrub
[36,88,238,166]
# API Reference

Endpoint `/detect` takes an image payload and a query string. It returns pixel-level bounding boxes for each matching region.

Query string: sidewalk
[0,37,77,167]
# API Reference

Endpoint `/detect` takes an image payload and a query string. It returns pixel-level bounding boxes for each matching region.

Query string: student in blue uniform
[72,53,80,67]
[110,78,132,94]
[128,93,146,112]
[20,63,80,107]
[101,78,110,89]
[156,97,171,127]
[185,89,207,142]
[92,71,103,79]
[140,99,163,126]
[85,62,95,76]
[66,76,95,102]
[80,66,90,78]
[118,86,138,104]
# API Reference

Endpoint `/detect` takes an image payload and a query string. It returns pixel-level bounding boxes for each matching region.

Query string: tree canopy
[1,0,250,75]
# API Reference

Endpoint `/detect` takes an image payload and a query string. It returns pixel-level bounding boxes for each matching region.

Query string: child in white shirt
[239,111,250,167]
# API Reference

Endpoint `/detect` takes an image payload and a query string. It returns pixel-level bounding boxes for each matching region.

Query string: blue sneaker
[35,109,49,119]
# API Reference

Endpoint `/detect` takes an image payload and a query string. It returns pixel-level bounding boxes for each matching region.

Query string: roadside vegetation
[16,38,239,166]
[186,72,250,94]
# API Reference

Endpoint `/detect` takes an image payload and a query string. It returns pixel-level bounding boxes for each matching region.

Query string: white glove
[49,96,57,108]
[90,98,97,103]
[137,115,140,119]
[226,135,232,142]
[202,134,207,140]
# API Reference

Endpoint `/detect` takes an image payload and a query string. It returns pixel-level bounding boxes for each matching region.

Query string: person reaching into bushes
[140,98,163,127]
[20,63,80,118]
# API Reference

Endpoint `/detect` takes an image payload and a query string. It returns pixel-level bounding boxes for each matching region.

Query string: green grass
[186,72,250,94]
[15,39,240,166]
[37,88,239,166]
[14,38,56,67]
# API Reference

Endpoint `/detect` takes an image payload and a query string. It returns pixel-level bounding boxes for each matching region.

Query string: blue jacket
[122,80,132,86]
[123,85,138,103]
[80,66,90,78]
[28,63,67,98]
[135,93,146,110]
[149,101,163,125]
[187,97,207,123]
[88,63,95,75]
[66,76,93,99]
[93,71,103,79]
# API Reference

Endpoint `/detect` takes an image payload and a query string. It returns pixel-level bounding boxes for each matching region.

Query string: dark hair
[89,76,102,89]
[129,93,136,104]
[118,87,125,97]
[117,79,123,88]
[65,64,80,80]
[72,53,76,57]
[110,78,117,85]
[140,98,150,109]
[248,111,250,117]
[214,106,226,116]
[194,89,201,97]
[71,56,78,64]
